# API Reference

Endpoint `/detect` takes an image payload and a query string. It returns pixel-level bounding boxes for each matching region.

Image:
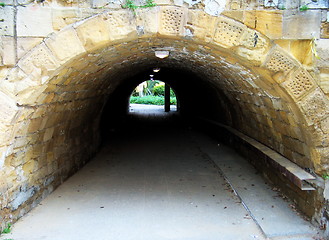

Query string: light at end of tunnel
[155,51,170,59]
[153,68,160,72]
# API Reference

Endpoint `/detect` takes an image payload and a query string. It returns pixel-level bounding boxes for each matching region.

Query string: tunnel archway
[1,7,329,226]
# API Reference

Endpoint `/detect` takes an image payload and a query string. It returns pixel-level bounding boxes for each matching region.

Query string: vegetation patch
[130,95,176,105]
[1,223,11,234]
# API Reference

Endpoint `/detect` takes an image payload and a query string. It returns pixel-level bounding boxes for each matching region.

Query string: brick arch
[1,6,329,225]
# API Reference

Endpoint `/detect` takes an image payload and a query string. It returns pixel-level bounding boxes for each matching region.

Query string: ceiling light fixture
[155,50,170,59]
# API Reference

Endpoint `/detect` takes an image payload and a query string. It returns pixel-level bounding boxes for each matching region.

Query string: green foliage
[139,0,156,8]
[152,84,175,97]
[322,174,329,180]
[122,0,156,13]
[299,5,309,11]
[1,223,11,234]
[130,96,177,105]
[0,2,5,7]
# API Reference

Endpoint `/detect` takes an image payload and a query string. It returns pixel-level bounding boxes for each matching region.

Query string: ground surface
[1,105,323,240]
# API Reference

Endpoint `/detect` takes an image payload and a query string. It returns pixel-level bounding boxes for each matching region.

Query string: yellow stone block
[0,91,18,124]
[244,11,283,39]
[52,8,79,31]
[17,43,60,83]
[104,10,137,41]
[45,28,86,63]
[186,10,217,41]
[28,117,43,133]
[17,37,43,60]
[23,160,36,175]
[319,73,329,94]
[75,15,111,51]
[321,117,329,134]
[159,6,187,36]
[290,40,313,67]
[43,127,54,142]
[136,7,159,36]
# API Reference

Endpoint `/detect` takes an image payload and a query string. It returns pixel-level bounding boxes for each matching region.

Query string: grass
[130,95,177,105]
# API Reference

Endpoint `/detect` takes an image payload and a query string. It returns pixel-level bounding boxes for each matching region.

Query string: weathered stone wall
[0,0,329,233]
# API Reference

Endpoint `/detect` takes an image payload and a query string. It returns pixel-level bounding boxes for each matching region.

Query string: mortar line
[13,0,18,64]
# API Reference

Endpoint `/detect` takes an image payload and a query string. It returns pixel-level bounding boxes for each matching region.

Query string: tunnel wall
[1,0,329,231]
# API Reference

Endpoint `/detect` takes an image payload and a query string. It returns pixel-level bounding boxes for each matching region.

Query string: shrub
[152,84,175,97]
[130,96,177,105]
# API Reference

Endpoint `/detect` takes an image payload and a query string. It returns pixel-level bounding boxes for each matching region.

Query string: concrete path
[1,106,323,240]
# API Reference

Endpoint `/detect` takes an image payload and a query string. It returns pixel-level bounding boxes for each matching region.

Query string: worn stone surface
[282,10,322,39]
[17,6,53,37]
[52,8,80,31]
[17,43,60,83]
[17,37,44,60]
[244,11,283,39]
[0,6,15,36]
[299,88,329,125]
[75,15,112,51]
[1,36,15,66]
[45,28,86,63]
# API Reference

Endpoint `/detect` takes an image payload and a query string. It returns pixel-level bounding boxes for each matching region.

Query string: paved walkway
[1,105,323,240]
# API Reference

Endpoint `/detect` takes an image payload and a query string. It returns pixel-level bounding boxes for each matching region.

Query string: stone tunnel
[1,0,329,235]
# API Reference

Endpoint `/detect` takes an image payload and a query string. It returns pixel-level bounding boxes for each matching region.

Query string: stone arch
[1,6,329,224]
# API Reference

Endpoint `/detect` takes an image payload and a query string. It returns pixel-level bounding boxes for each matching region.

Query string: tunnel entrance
[2,9,329,235]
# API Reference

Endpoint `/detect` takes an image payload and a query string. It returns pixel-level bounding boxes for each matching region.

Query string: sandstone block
[282,68,317,100]
[0,6,14,36]
[92,0,121,8]
[43,127,54,142]
[316,39,329,69]
[245,11,283,39]
[213,17,246,48]
[186,10,217,41]
[159,6,187,36]
[264,47,298,76]
[299,88,329,125]
[17,6,53,37]
[321,117,329,134]
[23,160,36,175]
[136,7,159,36]
[1,36,15,66]
[75,15,111,51]
[18,43,60,83]
[321,22,329,39]
[16,85,48,105]
[104,10,137,41]
[282,10,321,39]
[319,73,329,94]
[46,28,86,63]
[236,29,269,65]
[17,37,44,60]
[52,8,79,31]
[0,91,18,124]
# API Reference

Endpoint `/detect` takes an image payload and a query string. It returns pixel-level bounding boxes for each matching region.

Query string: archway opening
[129,79,178,113]
[1,33,325,233]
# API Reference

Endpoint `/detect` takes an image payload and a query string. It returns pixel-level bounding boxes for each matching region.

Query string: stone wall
[1,0,329,233]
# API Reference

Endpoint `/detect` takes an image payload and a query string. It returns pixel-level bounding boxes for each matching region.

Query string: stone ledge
[196,116,316,191]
